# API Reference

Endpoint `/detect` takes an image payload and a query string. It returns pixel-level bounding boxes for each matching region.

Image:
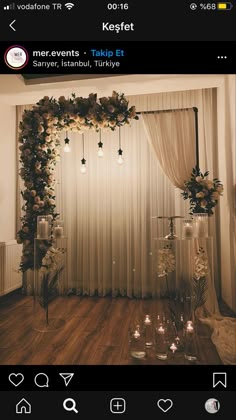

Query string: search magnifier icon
[63,398,78,414]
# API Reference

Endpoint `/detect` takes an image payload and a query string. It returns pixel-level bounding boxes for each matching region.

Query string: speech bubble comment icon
[34,373,49,388]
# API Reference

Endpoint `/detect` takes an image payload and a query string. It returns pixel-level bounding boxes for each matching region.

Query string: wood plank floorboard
[0,294,222,365]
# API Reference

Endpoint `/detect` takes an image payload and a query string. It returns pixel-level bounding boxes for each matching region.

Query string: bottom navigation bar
[1,391,233,419]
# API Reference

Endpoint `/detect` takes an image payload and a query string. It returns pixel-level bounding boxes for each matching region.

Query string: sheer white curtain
[142,109,196,190]
[57,122,183,297]
[129,89,220,298]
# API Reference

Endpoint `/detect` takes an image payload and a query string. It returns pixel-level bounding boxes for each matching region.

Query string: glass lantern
[182,219,193,239]
[37,215,52,239]
[192,213,208,238]
[53,220,64,239]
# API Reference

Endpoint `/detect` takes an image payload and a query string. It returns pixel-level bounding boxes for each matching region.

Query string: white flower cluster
[40,247,64,273]
[157,246,176,277]
[193,247,208,279]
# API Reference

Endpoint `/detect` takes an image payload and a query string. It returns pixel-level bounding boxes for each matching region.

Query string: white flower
[40,247,65,274]
[157,246,175,277]
[193,247,208,279]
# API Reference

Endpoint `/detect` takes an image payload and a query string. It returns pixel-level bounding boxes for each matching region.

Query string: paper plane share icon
[59,373,74,387]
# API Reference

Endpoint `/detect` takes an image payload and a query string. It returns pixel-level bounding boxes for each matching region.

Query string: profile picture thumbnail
[4,45,29,70]
[205,398,220,414]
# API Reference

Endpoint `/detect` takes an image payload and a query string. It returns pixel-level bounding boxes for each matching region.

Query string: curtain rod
[136,106,197,114]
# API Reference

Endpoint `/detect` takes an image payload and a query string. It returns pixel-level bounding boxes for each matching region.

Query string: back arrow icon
[9,20,16,31]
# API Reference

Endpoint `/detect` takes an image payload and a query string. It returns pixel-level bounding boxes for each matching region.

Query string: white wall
[0,104,17,242]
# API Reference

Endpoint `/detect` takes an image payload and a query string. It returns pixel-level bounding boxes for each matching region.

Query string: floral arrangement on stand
[157,244,176,297]
[181,166,224,216]
[192,246,209,315]
[17,91,138,271]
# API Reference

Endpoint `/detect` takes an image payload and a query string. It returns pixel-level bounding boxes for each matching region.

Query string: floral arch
[17,91,138,272]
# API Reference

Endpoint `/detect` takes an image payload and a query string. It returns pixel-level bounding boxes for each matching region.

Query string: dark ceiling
[21,74,125,84]
[22,74,66,80]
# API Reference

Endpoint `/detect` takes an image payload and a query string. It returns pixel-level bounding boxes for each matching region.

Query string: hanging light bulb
[80,133,87,174]
[117,149,124,165]
[117,127,124,165]
[63,132,71,153]
[97,129,104,157]
[80,157,87,174]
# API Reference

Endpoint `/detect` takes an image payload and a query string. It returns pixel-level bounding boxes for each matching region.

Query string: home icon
[16,398,31,414]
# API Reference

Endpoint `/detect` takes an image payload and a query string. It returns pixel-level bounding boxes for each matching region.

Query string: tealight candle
[170,342,177,353]
[133,329,140,339]
[186,322,194,333]
[158,325,165,334]
[144,315,151,325]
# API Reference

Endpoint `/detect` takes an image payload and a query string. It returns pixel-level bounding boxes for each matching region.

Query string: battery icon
[217,2,233,10]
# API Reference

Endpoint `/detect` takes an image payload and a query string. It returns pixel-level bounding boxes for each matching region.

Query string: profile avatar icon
[4,45,29,70]
[205,398,220,414]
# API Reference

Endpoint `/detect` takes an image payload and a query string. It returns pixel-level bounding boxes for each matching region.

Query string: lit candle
[144,315,151,325]
[38,218,49,238]
[155,324,167,360]
[157,325,165,334]
[54,225,63,238]
[186,323,194,333]
[144,314,153,347]
[133,330,141,339]
[170,342,177,353]
[183,222,193,239]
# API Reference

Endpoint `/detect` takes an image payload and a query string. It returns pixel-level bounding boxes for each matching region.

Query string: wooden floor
[0,291,223,365]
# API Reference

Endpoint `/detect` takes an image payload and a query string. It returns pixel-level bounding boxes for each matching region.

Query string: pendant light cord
[82,133,84,159]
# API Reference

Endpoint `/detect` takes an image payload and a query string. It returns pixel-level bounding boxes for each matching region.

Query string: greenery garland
[17,91,138,271]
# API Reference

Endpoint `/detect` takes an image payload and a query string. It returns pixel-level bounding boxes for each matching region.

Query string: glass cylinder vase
[53,220,64,239]
[192,213,208,238]
[37,215,52,239]
[184,320,197,361]
[129,323,146,359]
[155,323,168,360]
[182,219,193,239]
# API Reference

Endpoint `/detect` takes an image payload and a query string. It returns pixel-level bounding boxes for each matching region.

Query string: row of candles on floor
[129,314,197,361]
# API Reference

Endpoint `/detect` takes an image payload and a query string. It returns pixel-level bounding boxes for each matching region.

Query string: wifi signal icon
[65,2,74,9]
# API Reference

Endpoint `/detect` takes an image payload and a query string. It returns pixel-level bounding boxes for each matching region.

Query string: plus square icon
[110,398,126,414]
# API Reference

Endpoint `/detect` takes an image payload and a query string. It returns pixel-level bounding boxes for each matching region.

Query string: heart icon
[8,373,24,387]
[157,399,173,413]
